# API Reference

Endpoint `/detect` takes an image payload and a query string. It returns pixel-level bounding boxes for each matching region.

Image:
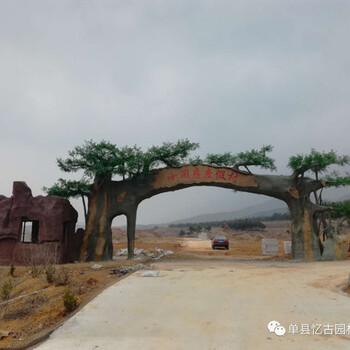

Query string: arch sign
[80,164,346,263]
[152,165,257,189]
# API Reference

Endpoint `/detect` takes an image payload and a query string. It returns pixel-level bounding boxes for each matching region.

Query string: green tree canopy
[205,145,276,171]
[48,142,350,190]
[56,139,200,180]
[43,178,92,225]
[325,200,350,220]
[43,179,91,198]
[324,175,350,187]
[288,149,349,177]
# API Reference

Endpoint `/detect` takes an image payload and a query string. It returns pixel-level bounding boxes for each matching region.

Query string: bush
[63,289,79,313]
[44,264,70,285]
[0,278,13,301]
[54,267,70,286]
[29,264,43,278]
[188,225,196,232]
[45,265,56,284]
[227,218,266,231]
[9,264,15,277]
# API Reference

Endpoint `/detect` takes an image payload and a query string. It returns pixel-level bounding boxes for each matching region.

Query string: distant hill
[167,190,350,226]
[96,189,350,230]
[168,199,288,225]
[112,199,288,229]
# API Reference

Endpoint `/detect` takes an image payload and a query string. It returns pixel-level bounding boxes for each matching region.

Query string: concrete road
[35,259,350,350]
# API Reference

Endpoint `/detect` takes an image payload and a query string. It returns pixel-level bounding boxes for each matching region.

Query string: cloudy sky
[1,0,349,226]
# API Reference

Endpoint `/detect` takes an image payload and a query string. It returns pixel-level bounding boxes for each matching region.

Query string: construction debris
[140,271,159,277]
[91,264,103,269]
[109,263,147,276]
[115,248,174,260]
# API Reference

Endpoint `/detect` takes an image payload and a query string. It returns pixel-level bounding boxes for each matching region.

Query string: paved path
[35,259,350,350]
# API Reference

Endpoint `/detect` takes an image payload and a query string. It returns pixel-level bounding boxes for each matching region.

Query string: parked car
[211,235,229,250]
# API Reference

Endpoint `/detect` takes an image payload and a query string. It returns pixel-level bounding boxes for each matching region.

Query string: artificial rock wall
[0,182,82,265]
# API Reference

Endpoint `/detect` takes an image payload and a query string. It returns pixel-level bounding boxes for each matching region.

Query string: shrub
[63,289,79,313]
[9,264,15,277]
[0,278,13,301]
[45,264,57,284]
[54,267,70,286]
[30,264,43,278]
[226,218,266,231]
[179,230,186,236]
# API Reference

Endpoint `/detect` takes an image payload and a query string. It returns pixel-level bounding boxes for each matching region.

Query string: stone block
[284,241,292,254]
[262,238,278,256]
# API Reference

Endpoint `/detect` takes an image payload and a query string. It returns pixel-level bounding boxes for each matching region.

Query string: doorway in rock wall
[20,218,39,244]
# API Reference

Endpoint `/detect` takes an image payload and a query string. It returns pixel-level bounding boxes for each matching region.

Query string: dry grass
[0,260,150,349]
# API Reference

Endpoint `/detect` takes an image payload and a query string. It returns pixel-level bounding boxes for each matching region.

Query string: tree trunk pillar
[126,208,137,260]
[290,205,322,261]
[80,182,113,262]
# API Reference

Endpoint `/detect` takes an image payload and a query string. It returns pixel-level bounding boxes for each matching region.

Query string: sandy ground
[2,223,349,349]
[114,236,292,259]
[113,222,350,259]
[34,258,350,350]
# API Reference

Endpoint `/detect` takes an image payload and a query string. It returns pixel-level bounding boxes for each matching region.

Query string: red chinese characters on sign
[192,168,201,179]
[228,172,239,183]
[180,170,190,179]
[167,173,177,181]
[204,168,214,179]
[215,170,226,181]
[166,167,240,184]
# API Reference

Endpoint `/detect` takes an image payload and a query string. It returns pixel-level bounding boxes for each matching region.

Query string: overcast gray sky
[1,0,349,226]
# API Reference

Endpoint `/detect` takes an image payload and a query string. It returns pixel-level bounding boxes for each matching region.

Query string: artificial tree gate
[80,164,346,262]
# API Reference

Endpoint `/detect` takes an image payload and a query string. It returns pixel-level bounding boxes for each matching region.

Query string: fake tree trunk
[79,165,346,261]
[287,177,346,260]
[80,175,139,261]
[288,201,324,260]
[80,181,113,261]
